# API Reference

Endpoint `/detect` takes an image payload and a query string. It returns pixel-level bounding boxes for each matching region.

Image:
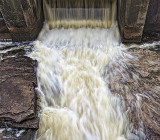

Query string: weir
[28,1,145,140]
[0,0,160,140]
[0,0,160,42]
[31,1,131,140]
[43,0,117,28]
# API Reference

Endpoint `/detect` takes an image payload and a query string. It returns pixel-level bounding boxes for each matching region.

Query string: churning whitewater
[30,25,133,140]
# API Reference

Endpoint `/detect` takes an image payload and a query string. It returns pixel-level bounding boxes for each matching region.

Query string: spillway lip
[43,0,117,29]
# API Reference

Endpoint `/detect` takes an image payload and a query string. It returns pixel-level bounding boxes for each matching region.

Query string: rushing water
[28,0,156,139]
[30,24,138,140]
[43,0,117,28]
[0,0,159,139]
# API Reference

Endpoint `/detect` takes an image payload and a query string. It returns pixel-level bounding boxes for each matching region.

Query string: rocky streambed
[0,43,159,140]
[108,46,160,140]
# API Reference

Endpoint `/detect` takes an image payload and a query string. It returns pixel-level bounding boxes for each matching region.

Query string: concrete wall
[118,0,150,43]
[118,0,160,43]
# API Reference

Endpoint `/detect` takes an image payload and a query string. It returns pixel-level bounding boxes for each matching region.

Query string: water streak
[30,25,135,140]
[43,0,117,28]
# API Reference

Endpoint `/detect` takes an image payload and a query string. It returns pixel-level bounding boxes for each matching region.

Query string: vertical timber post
[118,0,150,43]
[0,0,44,42]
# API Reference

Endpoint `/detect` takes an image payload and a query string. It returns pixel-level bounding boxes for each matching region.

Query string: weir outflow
[28,1,148,140]
[0,0,159,140]
[31,28,133,140]
[44,0,117,28]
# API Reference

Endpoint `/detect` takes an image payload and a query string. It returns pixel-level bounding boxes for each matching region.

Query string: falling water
[29,0,146,140]
[43,0,117,28]
[30,24,138,140]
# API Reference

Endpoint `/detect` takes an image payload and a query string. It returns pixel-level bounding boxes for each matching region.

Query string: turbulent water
[30,24,138,140]
[0,1,159,140]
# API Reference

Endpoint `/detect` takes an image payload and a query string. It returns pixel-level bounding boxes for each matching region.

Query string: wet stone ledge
[0,46,38,139]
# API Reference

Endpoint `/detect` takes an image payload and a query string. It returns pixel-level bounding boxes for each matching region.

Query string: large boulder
[0,53,38,129]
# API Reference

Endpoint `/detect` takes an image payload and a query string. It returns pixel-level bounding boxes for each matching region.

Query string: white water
[0,128,25,139]
[30,25,135,140]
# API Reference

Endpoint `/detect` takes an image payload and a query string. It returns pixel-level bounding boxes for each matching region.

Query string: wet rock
[0,0,44,42]
[107,47,160,139]
[0,128,36,140]
[0,55,38,129]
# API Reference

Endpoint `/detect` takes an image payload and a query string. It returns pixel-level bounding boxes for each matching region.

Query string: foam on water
[0,128,25,139]
[30,25,137,140]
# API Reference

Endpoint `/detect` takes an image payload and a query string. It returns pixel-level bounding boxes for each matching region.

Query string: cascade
[43,0,117,28]
[30,0,146,139]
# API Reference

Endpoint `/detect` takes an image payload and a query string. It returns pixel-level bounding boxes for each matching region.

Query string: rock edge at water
[0,55,39,129]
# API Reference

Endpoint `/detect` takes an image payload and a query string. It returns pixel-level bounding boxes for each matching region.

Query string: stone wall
[143,0,160,42]
[0,0,44,42]
[118,0,150,43]
[118,0,160,43]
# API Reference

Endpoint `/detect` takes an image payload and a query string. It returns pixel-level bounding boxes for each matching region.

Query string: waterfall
[30,25,136,140]
[43,0,117,28]
[29,0,145,139]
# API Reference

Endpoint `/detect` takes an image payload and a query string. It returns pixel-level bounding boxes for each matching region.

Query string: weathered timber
[0,55,39,129]
[0,0,44,42]
[118,0,150,43]
[143,0,160,42]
